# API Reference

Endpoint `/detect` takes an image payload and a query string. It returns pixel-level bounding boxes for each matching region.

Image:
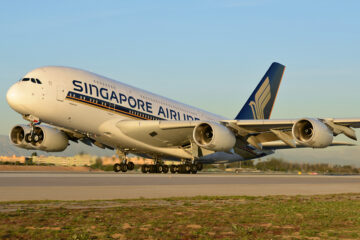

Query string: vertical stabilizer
[235,62,285,120]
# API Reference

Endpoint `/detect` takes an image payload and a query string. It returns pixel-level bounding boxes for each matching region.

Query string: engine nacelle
[30,125,69,152]
[10,124,69,152]
[193,122,236,152]
[10,125,36,150]
[292,118,333,148]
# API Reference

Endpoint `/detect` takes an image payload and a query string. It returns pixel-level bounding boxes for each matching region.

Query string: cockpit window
[21,77,42,84]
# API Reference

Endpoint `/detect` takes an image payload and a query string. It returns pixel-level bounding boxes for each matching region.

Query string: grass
[1,194,360,239]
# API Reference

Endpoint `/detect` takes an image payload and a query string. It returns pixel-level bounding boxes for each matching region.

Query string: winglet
[235,62,285,120]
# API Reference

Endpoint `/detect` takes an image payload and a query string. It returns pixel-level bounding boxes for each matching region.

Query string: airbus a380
[6,62,360,174]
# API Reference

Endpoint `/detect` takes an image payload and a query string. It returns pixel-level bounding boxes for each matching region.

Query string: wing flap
[223,119,295,133]
[263,141,356,150]
[332,118,360,128]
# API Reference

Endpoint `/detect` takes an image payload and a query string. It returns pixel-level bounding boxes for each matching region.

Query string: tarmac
[0,172,360,201]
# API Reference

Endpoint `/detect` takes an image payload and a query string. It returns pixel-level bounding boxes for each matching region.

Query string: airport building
[0,154,154,167]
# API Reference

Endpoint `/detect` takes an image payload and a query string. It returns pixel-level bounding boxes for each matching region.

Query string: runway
[1,172,360,201]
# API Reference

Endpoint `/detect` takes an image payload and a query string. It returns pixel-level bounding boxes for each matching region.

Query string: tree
[90,158,103,169]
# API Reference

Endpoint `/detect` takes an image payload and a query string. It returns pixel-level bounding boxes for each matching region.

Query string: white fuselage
[7,66,254,161]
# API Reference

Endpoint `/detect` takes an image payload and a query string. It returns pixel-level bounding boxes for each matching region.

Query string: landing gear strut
[25,121,43,144]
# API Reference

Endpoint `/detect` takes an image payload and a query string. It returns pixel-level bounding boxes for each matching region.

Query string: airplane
[6,62,360,174]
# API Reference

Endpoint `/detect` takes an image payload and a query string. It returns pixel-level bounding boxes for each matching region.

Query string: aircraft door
[56,86,66,101]
[40,85,46,101]
[108,102,115,115]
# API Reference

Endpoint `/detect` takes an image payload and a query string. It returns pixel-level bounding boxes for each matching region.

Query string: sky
[1,0,360,166]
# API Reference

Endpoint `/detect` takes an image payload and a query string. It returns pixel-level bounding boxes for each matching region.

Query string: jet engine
[10,125,69,152]
[292,118,333,148]
[28,125,69,152]
[10,125,36,150]
[193,122,236,151]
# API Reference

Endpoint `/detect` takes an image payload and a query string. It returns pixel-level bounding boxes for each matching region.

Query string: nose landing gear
[25,120,43,144]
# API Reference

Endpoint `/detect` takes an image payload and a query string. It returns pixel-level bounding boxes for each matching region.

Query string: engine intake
[30,125,69,152]
[292,118,333,148]
[10,125,35,150]
[193,122,236,151]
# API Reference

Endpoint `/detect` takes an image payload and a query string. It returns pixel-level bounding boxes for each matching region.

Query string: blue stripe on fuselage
[66,91,165,120]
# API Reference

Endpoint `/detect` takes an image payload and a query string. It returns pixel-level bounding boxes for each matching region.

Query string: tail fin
[235,62,285,120]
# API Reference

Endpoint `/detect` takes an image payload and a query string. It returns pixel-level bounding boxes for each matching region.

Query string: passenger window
[36,79,42,84]
[31,78,36,83]
[22,78,30,81]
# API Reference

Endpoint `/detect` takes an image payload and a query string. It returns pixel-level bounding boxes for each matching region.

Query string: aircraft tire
[156,164,163,173]
[196,163,203,171]
[190,164,198,174]
[162,165,169,173]
[127,161,135,171]
[178,165,183,174]
[141,164,147,173]
[25,133,32,143]
[113,163,121,172]
[179,164,188,174]
[120,163,128,172]
[185,164,191,174]
[149,165,156,173]
[170,165,176,174]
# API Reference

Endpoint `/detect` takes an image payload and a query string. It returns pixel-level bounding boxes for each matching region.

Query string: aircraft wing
[114,118,360,151]
[222,118,360,149]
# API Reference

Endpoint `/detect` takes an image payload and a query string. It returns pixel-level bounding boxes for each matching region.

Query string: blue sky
[1,0,360,165]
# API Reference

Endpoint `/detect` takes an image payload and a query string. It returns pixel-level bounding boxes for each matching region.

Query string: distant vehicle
[6,63,360,174]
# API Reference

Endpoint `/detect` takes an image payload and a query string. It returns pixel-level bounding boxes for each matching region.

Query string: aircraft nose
[6,83,27,113]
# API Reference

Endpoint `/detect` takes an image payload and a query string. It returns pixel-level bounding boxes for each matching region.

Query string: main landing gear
[113,149,135,173]
[113,162,203,174]
[113,161,135,173]
[112,149,203,174]
[141,163,203,174]
[140,164,169,174]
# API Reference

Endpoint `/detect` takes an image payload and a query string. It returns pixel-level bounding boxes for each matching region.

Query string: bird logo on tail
[249,77,271,119]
